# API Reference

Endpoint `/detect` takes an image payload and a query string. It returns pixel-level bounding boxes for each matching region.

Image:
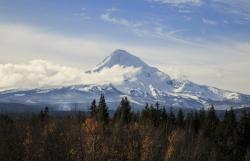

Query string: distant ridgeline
[0,95,249,119]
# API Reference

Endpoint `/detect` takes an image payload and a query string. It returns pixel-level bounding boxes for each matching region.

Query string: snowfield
[0,49,250,110]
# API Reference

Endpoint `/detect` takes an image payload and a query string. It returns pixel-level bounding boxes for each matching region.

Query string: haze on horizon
[0,0,250,94]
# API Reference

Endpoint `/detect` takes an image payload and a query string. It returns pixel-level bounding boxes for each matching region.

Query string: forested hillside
[1,95,250,161]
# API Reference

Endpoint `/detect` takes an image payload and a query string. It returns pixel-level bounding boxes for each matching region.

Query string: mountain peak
[111,49,131,57]
[92,49,149,72]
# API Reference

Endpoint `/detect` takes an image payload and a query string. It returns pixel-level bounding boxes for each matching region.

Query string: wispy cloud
[202,18,218,25]
[106,7,117,12]
[72,7,91,20]
[150,0,250,10]
[178,9,193,13]
[244,17,250,20]
[100,13,144,32]
[149,0,250,20]
[100,12,150,38]
[150,0,201,5]
[209,0,250,19]
[100,12,189,44]
[153,25,188,43]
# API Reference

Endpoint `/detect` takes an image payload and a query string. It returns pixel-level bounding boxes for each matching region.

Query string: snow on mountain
[0,49,250,110]
[91,49,154,72]
[90,49,172,96]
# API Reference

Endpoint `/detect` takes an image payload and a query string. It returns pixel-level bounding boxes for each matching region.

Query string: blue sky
[0,0,250,93]
[1,0,250,42]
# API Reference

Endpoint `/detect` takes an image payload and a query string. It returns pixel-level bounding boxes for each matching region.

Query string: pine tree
[185,111,194,131]
[193,111,200,134]
[145,103,149,110]
[155,102,160,110]
[224,108,237,128]
[203,105,219,137]
[198,108,206,128]
[39,110,45,121]
[97,94,109,124]
[167,107,176,130]
[176,109,184,128]
[161,107,168,125]
[237,110,250,160]
[140,103,149,123]
[215,108,238,161]
[89,99,97,119]
[39,106,49,121]
[140,103,164,127]
[44,106,49,116]
[114,97,132,124]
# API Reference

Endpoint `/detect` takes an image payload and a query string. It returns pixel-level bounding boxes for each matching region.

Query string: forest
[0,94,250,161]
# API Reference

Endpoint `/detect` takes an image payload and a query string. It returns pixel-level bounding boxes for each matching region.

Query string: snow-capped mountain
[0,49,250,110]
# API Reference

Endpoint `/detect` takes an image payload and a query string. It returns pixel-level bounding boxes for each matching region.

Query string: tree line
[0,94,250,161]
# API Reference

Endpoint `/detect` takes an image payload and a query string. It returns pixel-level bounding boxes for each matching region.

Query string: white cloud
[151,0,201,5]
[100,13,142,28]
[72,7,91,20]
[178,9,193,13]
[106,7,117,12]
[151,0,250,10]
[212,0,250,8]
[209,1,250,18]
[0,24,122,68]
[150,0,250,19]
[202,18,218,25]
[152,0,250,6]
[100,12,146,36]
[153,25,189,43]
[100,12,189,44]
[0,60,141,90]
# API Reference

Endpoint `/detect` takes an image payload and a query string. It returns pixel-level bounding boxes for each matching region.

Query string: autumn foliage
[0,96,250,161]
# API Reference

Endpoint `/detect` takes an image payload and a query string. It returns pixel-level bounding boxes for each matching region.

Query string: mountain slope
[0,49,250,110]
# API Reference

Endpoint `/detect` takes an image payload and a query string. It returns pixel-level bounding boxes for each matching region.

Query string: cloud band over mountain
[0,60,141,90]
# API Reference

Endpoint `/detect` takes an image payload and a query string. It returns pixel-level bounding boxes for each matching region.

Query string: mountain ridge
[0,49,250,110]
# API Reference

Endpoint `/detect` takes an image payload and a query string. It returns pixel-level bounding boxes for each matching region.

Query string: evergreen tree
[151,103,163,127]
[149,104,155,124]
[176,109,184,128]
[155,101,160,110]
[39,110,45,121]
[161,107,168,125]
[140,103,149,123]
[203,105,219,137]
[114,97,132,124]
[167,107,176,130]
[224,108,237,128]
[89,99,97,119]
[97,94,109,124]
[215,108,238,161]
[193,111,200,134]
[39,106,49,121]
[44,106,49,116]
[198,108,206,129]
[237,110,250,160]
[185,111,194,131]
[140,103,164,127]
[145,103,149,110]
